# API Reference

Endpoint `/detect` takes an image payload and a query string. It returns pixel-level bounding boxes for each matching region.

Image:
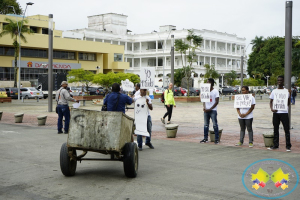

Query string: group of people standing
[56,75,293,152]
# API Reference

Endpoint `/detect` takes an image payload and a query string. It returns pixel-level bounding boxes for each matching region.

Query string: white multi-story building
[63,13,247,88]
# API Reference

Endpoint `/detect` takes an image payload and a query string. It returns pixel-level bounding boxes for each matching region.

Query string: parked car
[187,87,200,96]
[69,86,80,96]
[221,86,238,95]
[96,88,106,96]
[0,88,7,97]
[21,87,43,99]
[5,87,21,99]
[266,86,276,94]
[86,87,97,95]
[155,87,163,94]
[175,87,187,96]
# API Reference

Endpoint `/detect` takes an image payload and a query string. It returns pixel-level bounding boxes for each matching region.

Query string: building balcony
[112,62,130,70]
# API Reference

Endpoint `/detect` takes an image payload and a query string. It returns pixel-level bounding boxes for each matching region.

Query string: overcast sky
[18,0,300,55]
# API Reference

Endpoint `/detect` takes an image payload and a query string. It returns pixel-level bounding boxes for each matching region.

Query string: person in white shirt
[148,88,154,99]
[200,78,220,144]
[133,83,140,97]
[235,86,255,147]
[133,89,154,151]
[268,76,292,151]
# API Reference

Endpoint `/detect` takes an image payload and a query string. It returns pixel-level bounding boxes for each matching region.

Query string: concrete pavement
[0,123,299,200]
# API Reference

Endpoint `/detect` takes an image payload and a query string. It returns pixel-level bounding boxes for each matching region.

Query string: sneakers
[161,118,165,124]
[249,143,253,148]
[286,148,291,152]
[138,147,143,151]
[145,143,154,149]
[58,130,63,134]
[235,142,242,146]
[214,141,219,145]
[268,146,278,150]
[64,131,68,134]
[200,139,208,143]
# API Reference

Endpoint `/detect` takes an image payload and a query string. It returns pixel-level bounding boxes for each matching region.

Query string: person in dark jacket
[103,83,133,113]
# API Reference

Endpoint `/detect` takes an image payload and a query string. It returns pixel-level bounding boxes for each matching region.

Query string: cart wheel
[123,142,138,178]
[60,142,77,176]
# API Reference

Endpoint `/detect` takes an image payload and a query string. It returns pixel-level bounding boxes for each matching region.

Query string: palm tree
[0,18,32,87]
[251,36,264,52]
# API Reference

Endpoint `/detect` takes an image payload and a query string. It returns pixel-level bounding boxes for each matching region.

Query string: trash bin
[14,113,24,123]
[209,128,223,142]
[165,124,179,138]
[263,132,274,147]
[37,115,47,126]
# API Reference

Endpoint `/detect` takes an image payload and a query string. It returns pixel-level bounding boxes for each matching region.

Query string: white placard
[134,97,150,137]
[140,67,155,89]
[200,83,211,102]
[234,94,252,108]
[121,79,134,92]
[273,89,289,110]
[72,102,80,108]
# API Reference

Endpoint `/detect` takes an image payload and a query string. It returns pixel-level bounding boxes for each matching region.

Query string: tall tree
[174,68,185,87]
[67,69,95,92]
[250,36,264,52]
[0,17,32,87]
[204,64,219,82]
[225,70,237,86]
[174,29,203,96]
[0,0,22,15]
[247,36,300,85]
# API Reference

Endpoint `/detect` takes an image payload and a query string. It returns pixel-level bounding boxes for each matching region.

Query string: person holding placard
[235,86,256,147]
[269,76,292,151]
[133,89,154,151]
[161,83,176,124]
[200,78,220,144]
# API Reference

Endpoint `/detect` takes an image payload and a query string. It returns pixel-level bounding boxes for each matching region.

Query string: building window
[114,53,123,62]
[0,47,15,56]
[30,26,38,33]
[22,48,47,58]
[42,28,48,35]
[78,53,96,61]
[53,51,75,60]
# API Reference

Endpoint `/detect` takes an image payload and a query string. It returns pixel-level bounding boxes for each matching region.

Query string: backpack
[292,89,297,97]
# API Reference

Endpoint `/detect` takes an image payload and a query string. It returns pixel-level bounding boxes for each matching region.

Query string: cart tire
[123,142,138,178]
[60,142,77,176]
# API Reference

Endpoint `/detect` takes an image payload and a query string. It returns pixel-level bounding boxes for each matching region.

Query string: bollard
[263,132,274,147]
[165,124,179,138]
[37,97,39,102]
[14,113,24,123]
[37,115,47,125]
[209,128,223,142]
[0,111,3,120]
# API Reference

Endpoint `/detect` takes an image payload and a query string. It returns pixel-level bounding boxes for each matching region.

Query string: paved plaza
[0,95,300,199]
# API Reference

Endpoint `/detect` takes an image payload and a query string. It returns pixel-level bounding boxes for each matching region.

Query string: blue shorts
[149,95,154,99]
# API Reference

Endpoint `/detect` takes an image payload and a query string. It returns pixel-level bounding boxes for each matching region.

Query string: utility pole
[48,14,53,112]
[241,55,244,88]
[171,35,174,92]
[285,1,292,128]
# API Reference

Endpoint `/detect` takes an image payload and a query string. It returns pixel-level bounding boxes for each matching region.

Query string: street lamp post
[48,14,53,112]
[171,35,174,92]
[153,29,175,88]
[221,73,224,87]
[266,75,270,87]
[9,2,34,100]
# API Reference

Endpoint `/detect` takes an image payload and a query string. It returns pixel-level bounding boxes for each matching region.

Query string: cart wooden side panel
[67,108,134,152]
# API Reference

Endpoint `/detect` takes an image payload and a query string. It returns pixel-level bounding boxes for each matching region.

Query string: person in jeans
[235,86,255,147]
[269,76,292,151]
[103,83,133,113]
[56,81,79,134]
[291,86,297,105]
[200,78,220,144]
[161,83,176,124]
[133,89,154,151]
